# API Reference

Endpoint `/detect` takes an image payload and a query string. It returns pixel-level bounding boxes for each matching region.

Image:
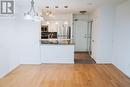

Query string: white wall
[112,0,130,77]
[91,1,130,77]
[17,20,41,64]
[0,2,41,78]
[14,3,41,64]
[91,5,115,63]
[0,18,20,78]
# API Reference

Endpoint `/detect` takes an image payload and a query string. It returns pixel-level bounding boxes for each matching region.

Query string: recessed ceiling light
[46,6,49,8]
[64,6,68,8]
[80,11,87,14]
[55,6,59,8]
[88,3,93,5]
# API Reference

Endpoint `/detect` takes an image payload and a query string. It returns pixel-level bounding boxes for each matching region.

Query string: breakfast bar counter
[40,39,75,64]
[41,39,75,45]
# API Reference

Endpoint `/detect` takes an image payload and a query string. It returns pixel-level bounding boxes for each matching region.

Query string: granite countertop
[41,39,75,45]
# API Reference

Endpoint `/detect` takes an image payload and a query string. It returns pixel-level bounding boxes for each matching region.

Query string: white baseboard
[96,60,112,64]
[0,64,20,78]
[113,63,130,78]
[90,55,112,64]
[20,62,41,64]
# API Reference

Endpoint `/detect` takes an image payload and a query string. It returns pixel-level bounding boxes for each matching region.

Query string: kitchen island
[40,39,75,64]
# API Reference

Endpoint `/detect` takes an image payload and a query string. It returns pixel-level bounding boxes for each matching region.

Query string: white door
[74,20,88,51]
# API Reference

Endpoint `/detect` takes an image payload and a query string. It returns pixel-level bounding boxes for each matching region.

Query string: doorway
[74,52,96,64]
[73,14,95,64]
[73,14,91,52]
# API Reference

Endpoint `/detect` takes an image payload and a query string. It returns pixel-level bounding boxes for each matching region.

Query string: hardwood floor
[75,52,91,60]
[75,52,96,64]
[0,64,130,87]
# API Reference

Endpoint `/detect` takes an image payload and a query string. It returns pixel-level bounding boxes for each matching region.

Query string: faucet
[51,34,54,38]
[48,34,51,39]
[48,33,54,39]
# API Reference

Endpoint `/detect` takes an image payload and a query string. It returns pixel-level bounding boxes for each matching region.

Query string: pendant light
[24,0,44,21]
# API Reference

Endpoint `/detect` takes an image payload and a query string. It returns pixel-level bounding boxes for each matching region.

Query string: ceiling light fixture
[88,3,93,5]
[80,11,87,14]
[55,6,59,8]
[64,6,68,8]
[46,6,49,8]
[24,0,44,21]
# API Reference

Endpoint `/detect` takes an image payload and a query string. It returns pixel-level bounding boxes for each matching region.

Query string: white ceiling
[17,0,126,14]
